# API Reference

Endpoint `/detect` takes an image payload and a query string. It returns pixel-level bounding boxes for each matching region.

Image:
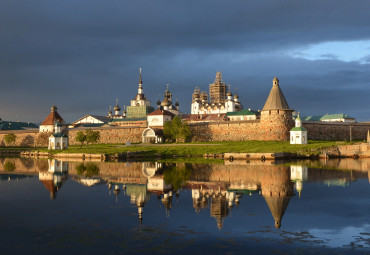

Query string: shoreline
[2,140,369,160]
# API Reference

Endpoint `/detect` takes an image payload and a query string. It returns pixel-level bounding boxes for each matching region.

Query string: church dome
[161,97,171,107]
[157,100,161,105]
[175,100,179,106]
[233,93,239,98]
[227,91,232,97]
[113,104,121,111]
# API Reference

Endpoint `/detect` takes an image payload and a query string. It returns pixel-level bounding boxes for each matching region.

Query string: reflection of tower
[161,191,173,217]
[210,194,229,230]
[192,187,210,213]
[113,184,121,203]
[261,166,294,229]
[125,184,150,224]
[264,196,291,229]
[38,159,68,200]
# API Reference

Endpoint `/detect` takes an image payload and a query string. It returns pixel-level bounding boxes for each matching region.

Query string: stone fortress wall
[1,119,370,147]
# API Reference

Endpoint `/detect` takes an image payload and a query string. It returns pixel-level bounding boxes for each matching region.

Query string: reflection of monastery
[1,158,370,229]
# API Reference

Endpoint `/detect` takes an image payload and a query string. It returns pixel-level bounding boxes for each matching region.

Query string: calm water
[0,158,369,255]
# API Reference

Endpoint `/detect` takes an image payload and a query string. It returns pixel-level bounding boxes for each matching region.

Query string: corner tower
[260,77,294,141]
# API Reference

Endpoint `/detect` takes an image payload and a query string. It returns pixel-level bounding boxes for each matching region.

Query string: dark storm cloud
[0,0,370,122]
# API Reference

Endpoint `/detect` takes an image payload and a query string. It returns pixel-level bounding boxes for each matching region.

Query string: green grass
[33,140,352,157]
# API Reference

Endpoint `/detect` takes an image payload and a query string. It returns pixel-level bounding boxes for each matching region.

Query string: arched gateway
[142,128,163,144]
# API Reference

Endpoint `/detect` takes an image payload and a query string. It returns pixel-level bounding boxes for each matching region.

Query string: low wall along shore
[1,120,370,147]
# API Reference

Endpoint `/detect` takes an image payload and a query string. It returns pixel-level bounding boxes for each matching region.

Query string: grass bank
[35,140,351,158]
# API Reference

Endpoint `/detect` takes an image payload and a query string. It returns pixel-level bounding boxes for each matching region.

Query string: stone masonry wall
[68,126,145,145]
[259,110,295,141]
[303,121,370,141]
[0,130,39,147]
[2,119,370,147]
[189,120,263,141]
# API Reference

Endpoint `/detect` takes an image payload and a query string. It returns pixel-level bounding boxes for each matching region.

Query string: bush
[4,161,16,172]
[4,133,16,147]
[35,133,49,147]
[86,130,100,145]
[75,131,87,148]
[163,116,191,143]
[75,130,100,148]
[76,163,100,177]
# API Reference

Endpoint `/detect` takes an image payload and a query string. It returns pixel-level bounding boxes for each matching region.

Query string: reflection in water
[38,159,68,200]
[0,157,370,252]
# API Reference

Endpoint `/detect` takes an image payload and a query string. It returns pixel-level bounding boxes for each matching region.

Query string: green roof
[226,109,259,116]
[305,113,355,121]
[320,113,354,120]
[291,127,307,131]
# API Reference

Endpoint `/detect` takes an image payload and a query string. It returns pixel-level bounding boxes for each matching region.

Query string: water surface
[0,158,369,254]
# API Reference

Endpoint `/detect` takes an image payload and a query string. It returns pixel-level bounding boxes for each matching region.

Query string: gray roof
[73,115,111,124]
[262,78,290,111]
[0,120,38,130]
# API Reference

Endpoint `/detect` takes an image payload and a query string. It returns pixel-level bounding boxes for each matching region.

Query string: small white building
[48,122,68,150]
[290,115,307,144]
[147,109,174,127]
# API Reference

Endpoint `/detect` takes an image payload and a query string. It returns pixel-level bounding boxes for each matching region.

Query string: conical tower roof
[262,77,290,111]
[264,195,291,229]
[41,106,66,125]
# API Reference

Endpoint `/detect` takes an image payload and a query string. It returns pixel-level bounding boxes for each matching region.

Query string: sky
[1,0,370,123]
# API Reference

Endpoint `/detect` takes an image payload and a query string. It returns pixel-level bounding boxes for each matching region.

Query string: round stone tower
[260,77,294,141]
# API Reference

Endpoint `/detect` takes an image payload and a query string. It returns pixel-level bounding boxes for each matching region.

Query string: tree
[85,130,100,145]
[35,133,49,147]
[4,133,16,147]
[3,160,16,172]
[163,166,191,190]
[163,116,191,143]
[76,163,100,177]
[75,131,87,148]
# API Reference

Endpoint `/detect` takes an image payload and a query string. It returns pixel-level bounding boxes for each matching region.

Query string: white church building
[290,114,308,144]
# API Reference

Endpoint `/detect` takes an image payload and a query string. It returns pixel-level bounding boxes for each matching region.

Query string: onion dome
[233,93,239,98]
[175,100,179,106]
[161,97,171,107]
[113,99,121,112]
[227,91,232,97]
[108,106,112,115]
[113,104,121,111]
[157,100,161,105]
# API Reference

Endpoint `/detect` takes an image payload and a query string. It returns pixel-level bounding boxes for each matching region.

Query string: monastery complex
[1,70,370,146]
